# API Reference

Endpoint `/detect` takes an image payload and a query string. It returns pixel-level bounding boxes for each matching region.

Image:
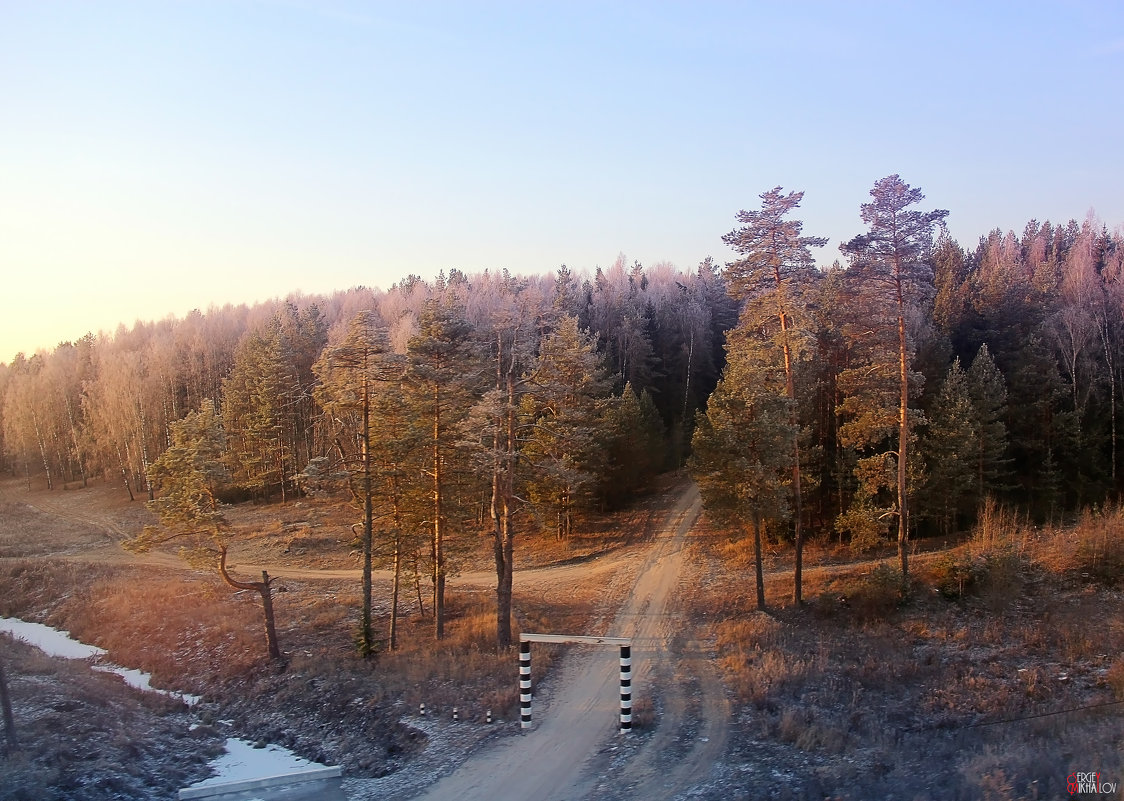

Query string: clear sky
[2,1,1122,361]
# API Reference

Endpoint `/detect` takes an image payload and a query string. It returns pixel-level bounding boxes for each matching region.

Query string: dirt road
[3,477,731,800]
[404,482,727,801]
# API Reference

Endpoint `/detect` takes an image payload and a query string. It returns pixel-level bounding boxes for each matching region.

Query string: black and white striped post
[619,643,632,733]
[519,640,533,730]
[518,634,633,733]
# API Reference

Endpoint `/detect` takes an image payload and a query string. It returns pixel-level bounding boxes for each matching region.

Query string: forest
[3,174,1123,633]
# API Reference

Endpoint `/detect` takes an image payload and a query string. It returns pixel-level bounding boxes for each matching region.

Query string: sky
[2,1,1123,361]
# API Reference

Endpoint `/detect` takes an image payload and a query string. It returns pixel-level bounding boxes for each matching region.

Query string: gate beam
[518,634,634,734]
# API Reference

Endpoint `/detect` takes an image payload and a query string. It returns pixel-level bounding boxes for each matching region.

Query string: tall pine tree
[840,175,947,588]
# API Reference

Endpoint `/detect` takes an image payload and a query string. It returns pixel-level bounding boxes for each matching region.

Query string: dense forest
[3,175,1123,613]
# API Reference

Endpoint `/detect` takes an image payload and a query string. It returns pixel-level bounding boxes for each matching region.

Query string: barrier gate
[518,633,633,734]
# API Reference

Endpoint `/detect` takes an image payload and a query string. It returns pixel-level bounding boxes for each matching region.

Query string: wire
[901,699,1124,734]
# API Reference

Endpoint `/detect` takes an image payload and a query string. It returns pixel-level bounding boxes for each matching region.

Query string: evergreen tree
[313,311,397,656]
[521,315,613,540]
[920,360,977,533]
[124,402,283,662]
[404,300,478,640]
[690,330,793,610]
[840,175,947,588]
[222,318,303,501]
[722,187,826,603]
[601,383,665,507]
[965,344,1011,505]
[460,275,542,648]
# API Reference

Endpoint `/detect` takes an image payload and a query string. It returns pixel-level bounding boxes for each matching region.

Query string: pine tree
[690,330,793,611]
[404,300,478,640]
[722,187,826,603]
[840,175,947,588]
[124,402,283,662]
[313,311,396,656]
[460,275,543,648]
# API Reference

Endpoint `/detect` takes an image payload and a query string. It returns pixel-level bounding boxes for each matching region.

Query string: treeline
[0,261,729,523]
[691,176,1124,601]
[3,178,1122,568]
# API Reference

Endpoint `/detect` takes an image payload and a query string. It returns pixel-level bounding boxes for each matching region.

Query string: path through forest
[405,481,727,801]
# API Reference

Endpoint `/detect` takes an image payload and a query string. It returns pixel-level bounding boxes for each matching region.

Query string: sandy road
[408,482,727,801]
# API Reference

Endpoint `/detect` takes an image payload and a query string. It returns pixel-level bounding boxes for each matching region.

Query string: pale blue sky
[2,1,1122,360]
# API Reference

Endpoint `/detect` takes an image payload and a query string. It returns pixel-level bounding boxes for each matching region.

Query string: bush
[930,554,983,599]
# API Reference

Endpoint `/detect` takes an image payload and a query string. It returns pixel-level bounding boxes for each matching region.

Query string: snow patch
[188,738,327,788]
[0,617,107,659]
[0,616,201,706]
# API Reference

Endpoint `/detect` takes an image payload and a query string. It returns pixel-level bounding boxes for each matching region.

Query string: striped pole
[619,644,632,733]
[519,640,532,730]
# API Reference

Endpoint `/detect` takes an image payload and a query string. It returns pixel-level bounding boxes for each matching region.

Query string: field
[1,475,1123,800]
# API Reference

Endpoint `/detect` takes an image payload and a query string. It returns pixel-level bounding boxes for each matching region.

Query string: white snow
[0,616,200,705]
[2,618,329,790]
[187,738,327,787]
[0,617,107,659]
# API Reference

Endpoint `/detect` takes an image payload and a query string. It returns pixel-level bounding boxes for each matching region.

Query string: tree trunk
[63,396,87,488]
[390,529,401,651]
[432,387,445,640]
[257,571,282,662]
[138,403,154,501]
[219,547,283,662]
[773,266,804,605]
[493,354,518,650]
[895,279,911,590]
[359,375,374,657]
[413,552,425,617]
[32,412,52,490]
[0,656,16,754]
[752,512,766,611]
[389,483,404,651]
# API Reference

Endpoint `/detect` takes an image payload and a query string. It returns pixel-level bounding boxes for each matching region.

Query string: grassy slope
[696,505,1124,801]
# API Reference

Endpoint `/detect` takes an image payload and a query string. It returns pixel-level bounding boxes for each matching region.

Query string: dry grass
[1030,503,1124,584]
[0,552,575,777]
[690,501,1124,800]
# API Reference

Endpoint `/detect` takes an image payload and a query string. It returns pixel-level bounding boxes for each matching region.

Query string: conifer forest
[3,175,1123,594]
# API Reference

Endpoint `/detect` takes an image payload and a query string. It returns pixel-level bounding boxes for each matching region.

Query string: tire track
[398,481,728,801]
